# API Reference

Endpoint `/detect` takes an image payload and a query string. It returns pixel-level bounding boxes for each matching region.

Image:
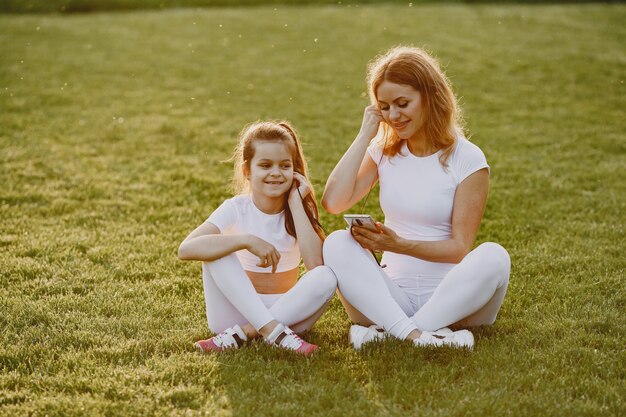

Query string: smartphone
[343,214,378,232]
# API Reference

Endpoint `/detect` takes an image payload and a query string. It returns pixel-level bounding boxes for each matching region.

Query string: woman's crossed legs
[323,230,510,340]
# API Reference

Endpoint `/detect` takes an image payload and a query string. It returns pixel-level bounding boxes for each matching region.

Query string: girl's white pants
[323,230,510,340]
[202,253,337,334]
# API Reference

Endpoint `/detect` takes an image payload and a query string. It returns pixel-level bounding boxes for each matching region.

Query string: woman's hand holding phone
[350,220,402,254]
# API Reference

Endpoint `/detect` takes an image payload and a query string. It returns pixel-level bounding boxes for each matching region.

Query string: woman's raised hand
[246,235,281,273]
[358,104,384,141]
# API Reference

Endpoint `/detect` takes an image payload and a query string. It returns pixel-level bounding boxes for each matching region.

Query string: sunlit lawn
[1,3,625,416]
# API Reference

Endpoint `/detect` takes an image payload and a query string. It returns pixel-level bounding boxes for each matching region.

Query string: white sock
[266,323,286,344]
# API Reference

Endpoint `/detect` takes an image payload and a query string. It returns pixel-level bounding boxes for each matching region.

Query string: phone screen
[344,215,378,231]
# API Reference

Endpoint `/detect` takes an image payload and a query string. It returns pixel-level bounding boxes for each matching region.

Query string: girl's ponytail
[278,122,326,241]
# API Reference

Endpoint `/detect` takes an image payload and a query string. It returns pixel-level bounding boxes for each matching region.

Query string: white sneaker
[350,324,386,350]
[414,329,474,350]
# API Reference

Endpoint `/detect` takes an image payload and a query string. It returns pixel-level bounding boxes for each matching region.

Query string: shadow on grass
[203,322,496,416]
[184,290,516,415]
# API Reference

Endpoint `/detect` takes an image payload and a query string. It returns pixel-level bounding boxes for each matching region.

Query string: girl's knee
[309,265,338,300]
[204,253,240,275]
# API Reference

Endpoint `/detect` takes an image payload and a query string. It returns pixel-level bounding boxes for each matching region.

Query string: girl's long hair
[367,45,464,167]
[232,121,325,240]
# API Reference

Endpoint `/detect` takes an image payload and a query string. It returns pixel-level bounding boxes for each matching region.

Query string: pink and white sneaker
[194,325,248,353]
[266,324,318,356]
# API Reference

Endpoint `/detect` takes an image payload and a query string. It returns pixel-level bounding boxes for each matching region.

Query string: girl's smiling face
[376,80,423,140]
[246,140,294,202]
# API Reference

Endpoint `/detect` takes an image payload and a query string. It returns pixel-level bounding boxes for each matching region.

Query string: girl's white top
[206,194,301,273]
[368,137,489,278]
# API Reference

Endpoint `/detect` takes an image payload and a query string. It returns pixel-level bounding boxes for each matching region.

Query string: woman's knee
[323,230,363,273]
[323,230,352,256]
[476,242,511,280]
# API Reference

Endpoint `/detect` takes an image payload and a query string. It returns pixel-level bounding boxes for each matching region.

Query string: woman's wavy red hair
[367,46,464,166]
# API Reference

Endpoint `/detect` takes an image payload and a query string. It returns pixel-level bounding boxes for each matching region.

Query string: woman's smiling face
[376,80,423,140]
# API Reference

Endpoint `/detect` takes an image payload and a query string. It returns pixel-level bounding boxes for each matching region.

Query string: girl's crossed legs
[202,253,337,336]
[323,230,510,339]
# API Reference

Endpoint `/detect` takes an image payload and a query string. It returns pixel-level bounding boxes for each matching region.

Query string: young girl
[322,46,511,350]
[179,121,336,356]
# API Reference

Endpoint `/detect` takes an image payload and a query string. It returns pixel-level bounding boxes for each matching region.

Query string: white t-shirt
[206,195,301,273]
[367,137,489,279]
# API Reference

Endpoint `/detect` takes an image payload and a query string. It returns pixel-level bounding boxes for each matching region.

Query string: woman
[322,46,510,350]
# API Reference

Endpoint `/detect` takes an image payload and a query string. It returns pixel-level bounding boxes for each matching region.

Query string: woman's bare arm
[322,105,383,214]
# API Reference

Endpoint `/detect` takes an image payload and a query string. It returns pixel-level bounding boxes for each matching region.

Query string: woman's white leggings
[201,253,337,334]
[323,230,510,340]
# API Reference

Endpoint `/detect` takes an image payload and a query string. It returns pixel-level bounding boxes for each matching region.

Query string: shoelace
[421,332,446,346]
[278,332,304,350]
[212,331,236,349]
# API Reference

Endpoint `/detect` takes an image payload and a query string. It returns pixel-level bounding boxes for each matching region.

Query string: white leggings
[201,253,337,334]
[323,230,510,339]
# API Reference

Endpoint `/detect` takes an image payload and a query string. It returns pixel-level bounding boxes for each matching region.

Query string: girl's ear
[242,162,250,179]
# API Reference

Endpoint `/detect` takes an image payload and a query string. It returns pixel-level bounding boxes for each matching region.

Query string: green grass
[1,3,625,416]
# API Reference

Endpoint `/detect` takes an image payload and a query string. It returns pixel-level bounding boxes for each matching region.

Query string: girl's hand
[246,235,281,273]
[358,104,384,141]
[351,222,402,252]
[288,172,312,203]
